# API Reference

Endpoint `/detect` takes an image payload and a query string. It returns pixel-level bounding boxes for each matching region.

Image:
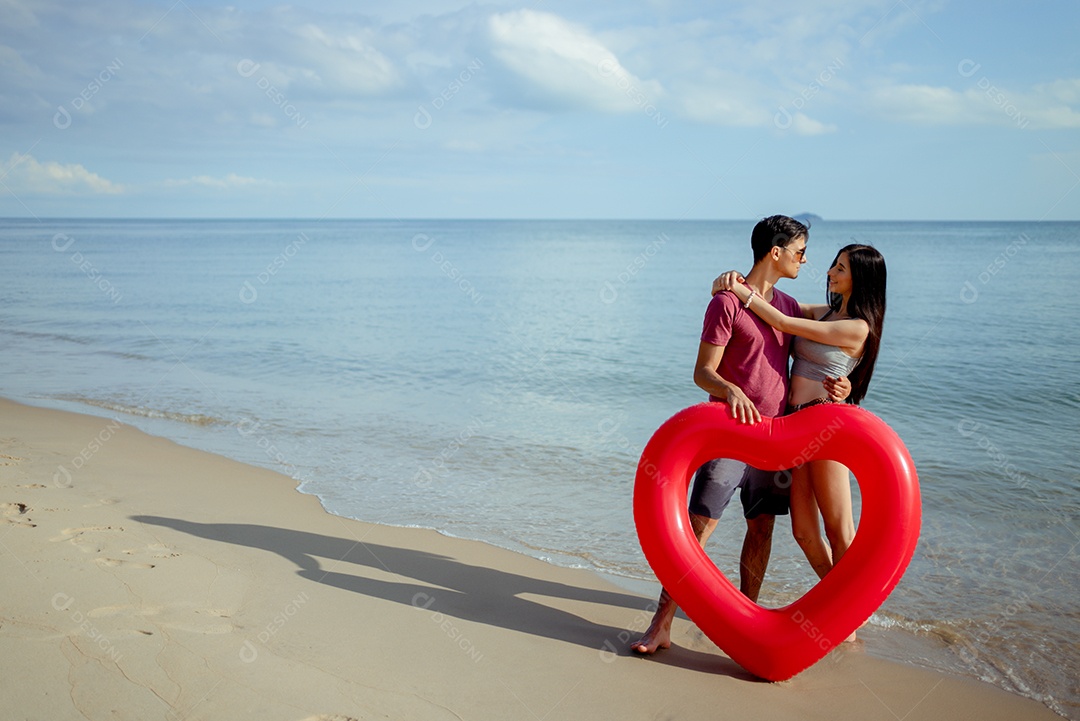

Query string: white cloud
[682,92,834,135]
[1023,79,1080,128]
[622,7,862,130]
[871,78,1080,129]
[163,173,271,189]
[0,0,39,31]
[0,43,41,82]
[291,24,401,95]
[249,113,279,128]
[488,9,664,114]
[791,112,838,136]
[1,153,123,195]
[680,87,766,127]
[871,84,976,125]
[1038,78,1080,105]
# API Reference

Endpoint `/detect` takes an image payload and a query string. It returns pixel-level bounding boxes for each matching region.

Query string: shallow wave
[50,394,226,427]
[1,326,94,346]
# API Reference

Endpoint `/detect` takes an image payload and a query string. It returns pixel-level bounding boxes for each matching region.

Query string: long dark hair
[829,244,886,405]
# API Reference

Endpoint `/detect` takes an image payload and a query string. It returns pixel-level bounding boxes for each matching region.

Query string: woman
[714,244,887,609]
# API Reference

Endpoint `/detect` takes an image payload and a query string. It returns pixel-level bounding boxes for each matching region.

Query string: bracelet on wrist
[743,289,757,309]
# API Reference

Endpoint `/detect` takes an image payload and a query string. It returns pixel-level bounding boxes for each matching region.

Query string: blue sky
[1,0,1078,219]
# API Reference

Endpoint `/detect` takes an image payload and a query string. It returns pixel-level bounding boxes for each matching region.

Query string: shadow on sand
[131,515,751,677]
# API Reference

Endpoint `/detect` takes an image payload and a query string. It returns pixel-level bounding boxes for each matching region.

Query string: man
[631,215,848,655]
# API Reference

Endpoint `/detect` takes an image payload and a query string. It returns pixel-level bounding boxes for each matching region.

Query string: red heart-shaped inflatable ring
[633,402,921,680]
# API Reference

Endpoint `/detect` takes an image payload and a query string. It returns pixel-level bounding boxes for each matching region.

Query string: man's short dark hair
[750,215,809,263]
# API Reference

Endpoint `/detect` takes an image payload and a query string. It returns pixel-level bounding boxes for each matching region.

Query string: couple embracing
[632,214,887,654]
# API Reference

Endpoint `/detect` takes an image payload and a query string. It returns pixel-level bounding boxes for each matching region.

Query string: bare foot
[630,621,672,655]
[632,589,678,655]
[845,617,870,643]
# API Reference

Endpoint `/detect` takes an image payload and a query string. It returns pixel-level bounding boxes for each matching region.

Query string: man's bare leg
[739,514,775,603]
[630,512,717,654]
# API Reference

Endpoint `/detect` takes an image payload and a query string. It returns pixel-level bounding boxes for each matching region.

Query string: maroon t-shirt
[700,289,801,417]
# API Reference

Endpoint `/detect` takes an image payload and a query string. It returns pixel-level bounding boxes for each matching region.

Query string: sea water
[1,218,1076,717]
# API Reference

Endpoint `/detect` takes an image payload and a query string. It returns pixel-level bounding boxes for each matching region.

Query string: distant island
[793,213,823,225]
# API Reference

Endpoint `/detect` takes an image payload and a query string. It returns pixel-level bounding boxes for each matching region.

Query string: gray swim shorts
[687,457,791,520]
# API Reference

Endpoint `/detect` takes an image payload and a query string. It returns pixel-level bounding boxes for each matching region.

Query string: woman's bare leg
[810,459,855,567]
[790,464,833,580]
[810,459,858,641]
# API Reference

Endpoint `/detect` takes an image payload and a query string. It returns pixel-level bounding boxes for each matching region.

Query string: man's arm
[693,341,762,424]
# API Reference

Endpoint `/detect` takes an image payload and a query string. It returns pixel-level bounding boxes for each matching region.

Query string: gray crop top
[790,335,860,382]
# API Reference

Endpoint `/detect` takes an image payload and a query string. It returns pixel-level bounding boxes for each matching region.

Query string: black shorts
[687,457,791,520]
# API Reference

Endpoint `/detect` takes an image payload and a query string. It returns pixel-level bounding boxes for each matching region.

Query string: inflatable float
[633,402,920,680]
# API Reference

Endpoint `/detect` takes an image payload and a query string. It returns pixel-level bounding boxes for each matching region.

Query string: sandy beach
[0,397,1061,721]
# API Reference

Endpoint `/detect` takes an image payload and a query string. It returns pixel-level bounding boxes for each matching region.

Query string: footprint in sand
[168,607,236,634]
[81,498,120,508]
[162,619,234,635]
[119,543,181,561]
[86,603,233,635]
[89,604,165,618]
[50,525,124,553]
[94,557,156,569]
[1,501,35,527]
[0,453,25,466]
[50,525,124,542]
